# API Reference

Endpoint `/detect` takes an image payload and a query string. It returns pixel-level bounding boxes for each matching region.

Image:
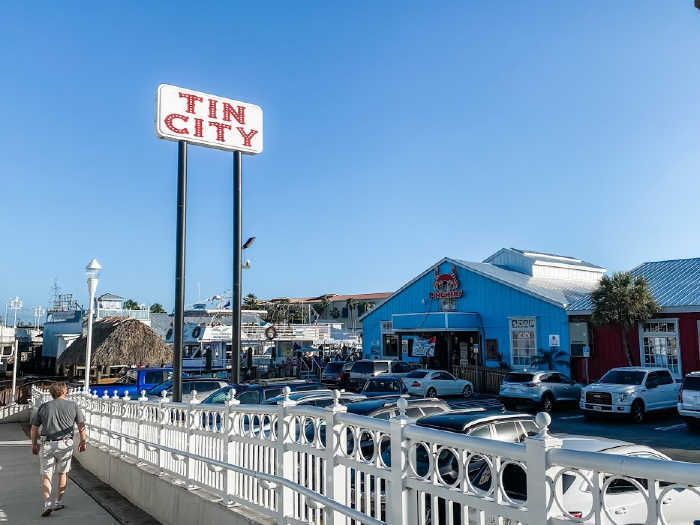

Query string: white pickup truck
[580,367,679,423]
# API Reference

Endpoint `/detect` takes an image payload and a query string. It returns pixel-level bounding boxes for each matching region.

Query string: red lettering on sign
[164,114,189,134]
[178,92,203,114]
[209,121,232,142]
[223,103,246,124]
[236,127,258,146]
[194,118,203,137]
[208,99,217,119]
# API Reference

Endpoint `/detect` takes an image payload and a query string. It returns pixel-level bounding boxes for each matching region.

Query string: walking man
[30,382,87,517]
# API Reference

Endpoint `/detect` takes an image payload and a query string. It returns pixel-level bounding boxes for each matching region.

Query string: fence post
[222,389,240,506]
[388,398,412,525]
[525,412,561,524]
[137,390,148,465]
[185,392,198,489]
[276,387,297,525]
[324,391,348,525]
[157,394,168,476]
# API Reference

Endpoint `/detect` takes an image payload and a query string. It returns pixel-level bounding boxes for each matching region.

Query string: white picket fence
[31,386,700,525]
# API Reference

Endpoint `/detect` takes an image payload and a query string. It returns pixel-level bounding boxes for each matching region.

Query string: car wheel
[631,400,645,423]
[426,387,437,398]
[462,384,473,398]
[541,393,554,413]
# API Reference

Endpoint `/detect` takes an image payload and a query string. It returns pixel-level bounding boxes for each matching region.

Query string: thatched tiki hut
[57,318,172,378]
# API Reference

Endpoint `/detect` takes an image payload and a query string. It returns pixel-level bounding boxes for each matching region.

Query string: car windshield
[324,363,344,373]
[600,370,645,385]
[148,379,173,395]
[406,371,428,378]
[504,373,534,383]
[202,387,233,404]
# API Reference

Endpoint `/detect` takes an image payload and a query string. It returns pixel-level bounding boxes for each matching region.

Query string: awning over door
[391,312,481,332]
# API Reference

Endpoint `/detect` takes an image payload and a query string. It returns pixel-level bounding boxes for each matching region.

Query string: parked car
[347,360,415,390]
[580,367,679,423]
[201,379,320,405]
[360,375,408,397]
[321,361,349,388]
[91,367,176,398]
[556,439,695,524]
[499,371,581,412]
[263,389,366,406]
[677,371,700,429]
[345,397,450,421]
[146,378,229,402]
[403,369,473,398]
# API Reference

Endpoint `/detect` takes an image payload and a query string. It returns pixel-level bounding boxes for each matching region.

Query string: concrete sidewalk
[0,423,120,525]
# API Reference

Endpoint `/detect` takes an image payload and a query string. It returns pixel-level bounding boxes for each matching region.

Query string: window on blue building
[510,318,536,368]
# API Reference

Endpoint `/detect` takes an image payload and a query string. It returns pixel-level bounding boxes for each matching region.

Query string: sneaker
[53,501,65,511]
[41,504,52,517]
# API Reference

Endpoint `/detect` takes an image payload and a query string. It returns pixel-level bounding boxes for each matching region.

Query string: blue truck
[90,368,176,398]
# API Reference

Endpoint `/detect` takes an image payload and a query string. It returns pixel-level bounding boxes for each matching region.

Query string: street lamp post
[9,296,22,404]
[232,235,255,384]
[85,259,102,393]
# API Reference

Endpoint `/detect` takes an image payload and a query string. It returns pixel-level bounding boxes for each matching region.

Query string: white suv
[579,367,679,423]
[678,371,700,429]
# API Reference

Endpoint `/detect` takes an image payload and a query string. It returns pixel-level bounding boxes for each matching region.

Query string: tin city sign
[430,264,464,299]
[155,84,263,154]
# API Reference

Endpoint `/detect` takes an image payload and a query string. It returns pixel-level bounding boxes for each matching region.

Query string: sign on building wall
[430,265,464,300]
[549,334,560,347]
[155,84,263,154]
[413,336,436,357]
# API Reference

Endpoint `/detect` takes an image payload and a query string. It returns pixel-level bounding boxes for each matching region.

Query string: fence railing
[452,365,509,394]
[31,386,700,525]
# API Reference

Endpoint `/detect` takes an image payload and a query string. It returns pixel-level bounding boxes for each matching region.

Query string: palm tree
[149,303,166,314]
[532,348,570,371]
[123,299,139,311]
[591,272,659,366]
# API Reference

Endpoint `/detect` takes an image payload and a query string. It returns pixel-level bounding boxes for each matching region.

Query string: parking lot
[446,394,700,463]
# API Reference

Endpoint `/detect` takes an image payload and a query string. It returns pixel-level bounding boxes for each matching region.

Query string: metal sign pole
[173,140,187,402]
[232,150,242,385]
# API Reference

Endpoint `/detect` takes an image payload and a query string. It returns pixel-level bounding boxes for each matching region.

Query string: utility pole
[9,296,22,404]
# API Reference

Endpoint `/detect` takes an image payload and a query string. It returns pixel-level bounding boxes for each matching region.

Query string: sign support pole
[232,150,242,385]
[173,140,187,402]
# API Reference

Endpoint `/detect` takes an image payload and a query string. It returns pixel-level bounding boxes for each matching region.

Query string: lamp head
[242,236,256,250]
[86,258,102,280]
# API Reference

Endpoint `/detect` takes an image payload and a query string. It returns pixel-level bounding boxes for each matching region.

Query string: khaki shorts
[40,438,74,478]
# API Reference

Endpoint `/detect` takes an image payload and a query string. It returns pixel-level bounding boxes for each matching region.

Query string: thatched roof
[57,318,172,367]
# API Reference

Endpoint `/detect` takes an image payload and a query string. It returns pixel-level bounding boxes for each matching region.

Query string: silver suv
[678,371,700,429]
[499,371,581,413]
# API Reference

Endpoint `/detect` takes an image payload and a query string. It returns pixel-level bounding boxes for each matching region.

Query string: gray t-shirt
[31,398,85,440]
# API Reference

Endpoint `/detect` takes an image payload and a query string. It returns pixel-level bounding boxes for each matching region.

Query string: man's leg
[41,475,52,503]
[56,473,67,506]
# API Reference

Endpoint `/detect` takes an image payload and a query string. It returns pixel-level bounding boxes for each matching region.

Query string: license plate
[593,405,603,411]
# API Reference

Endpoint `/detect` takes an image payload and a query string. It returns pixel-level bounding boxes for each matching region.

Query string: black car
[345,397,450,421]
[320,361,349,388]
[201,379,320,405]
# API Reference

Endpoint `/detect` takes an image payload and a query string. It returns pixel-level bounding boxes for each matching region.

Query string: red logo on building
[430,264,464,299]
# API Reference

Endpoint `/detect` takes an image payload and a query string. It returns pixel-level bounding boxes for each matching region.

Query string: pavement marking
[654,423,686,432]
[559,415,584,420]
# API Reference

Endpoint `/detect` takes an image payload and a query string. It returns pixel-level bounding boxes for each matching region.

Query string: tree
[532,348,569,371]
[591,272,659,366]
[243,293,259,309]
[150,303,166,314]
[123,299,139,310]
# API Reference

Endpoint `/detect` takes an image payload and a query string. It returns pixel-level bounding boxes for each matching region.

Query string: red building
[567,258,700,382]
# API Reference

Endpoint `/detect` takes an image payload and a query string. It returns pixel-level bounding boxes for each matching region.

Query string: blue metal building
[360,248,604,372]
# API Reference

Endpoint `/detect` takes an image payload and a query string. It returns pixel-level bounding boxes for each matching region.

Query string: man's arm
[75,404,87,452]
[30,425,40,455]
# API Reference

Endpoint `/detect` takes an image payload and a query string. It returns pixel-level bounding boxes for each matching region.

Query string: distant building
[95,293,150,325]
[265,292,393,332]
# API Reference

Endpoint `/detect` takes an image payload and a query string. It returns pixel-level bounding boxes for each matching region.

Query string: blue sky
[1,2,699,320]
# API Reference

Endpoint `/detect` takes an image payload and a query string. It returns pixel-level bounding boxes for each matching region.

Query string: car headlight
[616,393,630,402]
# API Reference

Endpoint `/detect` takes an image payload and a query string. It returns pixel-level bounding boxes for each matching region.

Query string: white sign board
[155,84,263,154]
[413,336,436,357]
[582,346,590,358]
[549,334,560,347]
